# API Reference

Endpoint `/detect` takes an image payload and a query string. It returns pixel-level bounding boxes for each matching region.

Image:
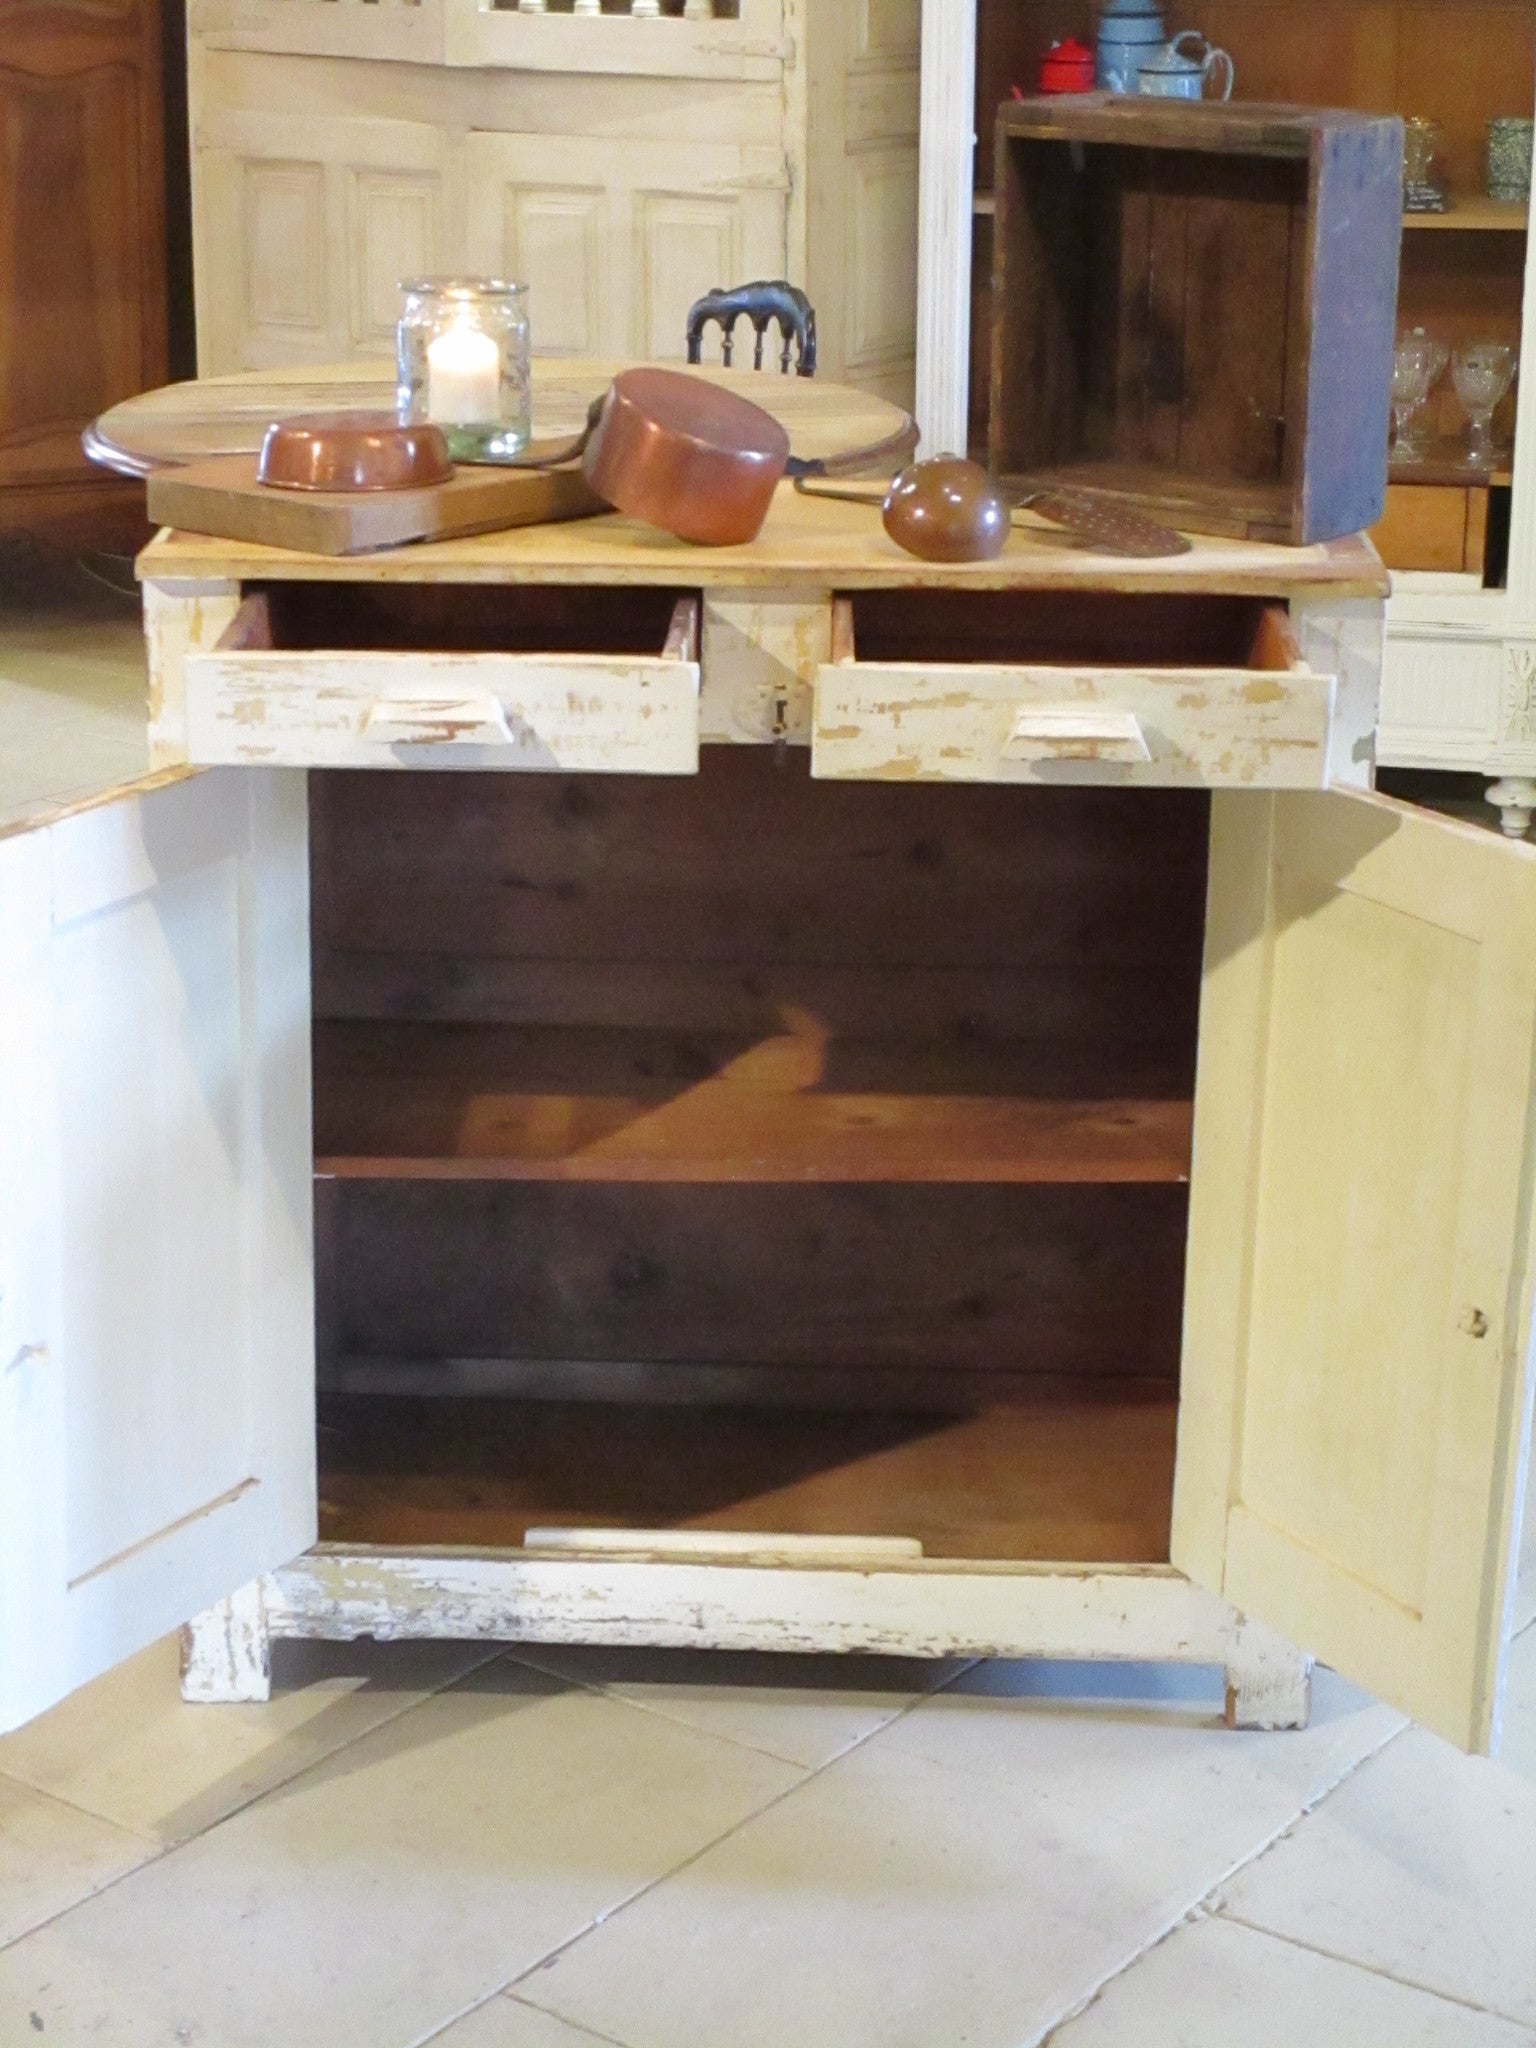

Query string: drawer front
[183,596,701,774]
[813,608,1336,790]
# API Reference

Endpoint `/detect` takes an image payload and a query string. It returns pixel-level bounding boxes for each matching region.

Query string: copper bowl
[257,411,454,493]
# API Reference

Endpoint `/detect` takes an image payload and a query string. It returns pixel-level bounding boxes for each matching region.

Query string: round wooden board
[88,360,914,478]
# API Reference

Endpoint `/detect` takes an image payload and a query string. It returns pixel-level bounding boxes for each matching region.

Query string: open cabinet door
[0,770,314,1732]
[1174,789,1536,1753]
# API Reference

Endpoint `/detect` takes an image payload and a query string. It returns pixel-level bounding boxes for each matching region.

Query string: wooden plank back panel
[312,755,1206,1418]
[320,1180,1191,1387]
[312,751,1211,1017]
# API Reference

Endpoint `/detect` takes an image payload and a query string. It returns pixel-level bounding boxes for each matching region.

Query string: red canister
[1038,37,1096,93]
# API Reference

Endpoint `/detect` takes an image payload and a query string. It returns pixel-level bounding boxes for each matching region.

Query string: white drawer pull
[362,693,516,747]
[1002,704,1152,764]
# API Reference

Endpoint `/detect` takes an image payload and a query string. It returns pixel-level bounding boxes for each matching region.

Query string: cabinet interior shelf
[1402,197,1528,231]
[313,1021,1194,1187]
[1388,443,1513,488]
[973,191,1527,232]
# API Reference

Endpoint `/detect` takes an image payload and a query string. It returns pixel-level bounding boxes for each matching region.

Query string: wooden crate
[990,96,1404,544]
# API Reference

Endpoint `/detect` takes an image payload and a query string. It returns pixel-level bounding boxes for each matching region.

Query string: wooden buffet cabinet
[5,393,1536,1756]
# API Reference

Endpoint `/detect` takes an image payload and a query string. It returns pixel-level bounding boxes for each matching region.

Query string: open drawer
[182,585,701,773]
[812,592,1337,788]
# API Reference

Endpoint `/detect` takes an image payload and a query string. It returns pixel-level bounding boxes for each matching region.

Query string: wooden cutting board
[146,453,607,555]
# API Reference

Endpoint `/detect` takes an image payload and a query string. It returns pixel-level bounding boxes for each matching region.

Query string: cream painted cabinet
[0,771,316,1732]
[4,736,1533,1752]
[188,0,921,398]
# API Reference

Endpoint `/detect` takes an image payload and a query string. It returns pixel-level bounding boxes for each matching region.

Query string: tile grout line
[496,1645,983,1770]
[0,1640,511,1958]
[504,1992,638,2048]
[410,1988,640,2048]
[0,1766,162,1850]
[1032,1716,1413,2047]
[1218,1912,1532,2027]
[404,1668,972,2048]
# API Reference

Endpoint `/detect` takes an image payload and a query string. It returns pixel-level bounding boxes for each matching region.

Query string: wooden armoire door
[0,0,168,546]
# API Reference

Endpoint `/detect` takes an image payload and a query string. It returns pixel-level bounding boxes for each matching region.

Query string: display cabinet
[915,0,1536,833]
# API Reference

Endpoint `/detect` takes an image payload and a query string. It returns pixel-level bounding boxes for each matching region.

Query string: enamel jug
[1095,0,1166,93]
[1136,29,1235,99]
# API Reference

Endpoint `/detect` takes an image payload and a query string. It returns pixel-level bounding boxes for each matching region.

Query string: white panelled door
[0,770,315,1732]
[1176,787,1536,1753]
[465,134,788,362]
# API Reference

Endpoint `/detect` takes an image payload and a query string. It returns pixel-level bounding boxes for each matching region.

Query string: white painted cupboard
[3,497,1534,1762]
[188,0,921,403]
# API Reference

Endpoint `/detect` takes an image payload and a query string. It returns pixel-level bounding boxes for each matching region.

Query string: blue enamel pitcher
[1095,0,1167,93]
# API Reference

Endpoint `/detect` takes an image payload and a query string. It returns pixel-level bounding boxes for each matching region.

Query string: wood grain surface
[146,453,606,555]
[315,1390,1180,1563]
[93,359,911,476]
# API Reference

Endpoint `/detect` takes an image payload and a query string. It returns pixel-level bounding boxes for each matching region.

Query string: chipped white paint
[179,1550,1313,1730]
[180,1581,273,1704]
[143,576,242,768]
[699,588,830,744]
[1289,592,1384,791]
[812,657,1337,788]
[182,596,702,774]
[1223,1616,1315,1731]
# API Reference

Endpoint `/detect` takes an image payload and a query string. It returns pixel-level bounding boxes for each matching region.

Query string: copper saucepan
[575,366,917,546]
[581,368,792,546]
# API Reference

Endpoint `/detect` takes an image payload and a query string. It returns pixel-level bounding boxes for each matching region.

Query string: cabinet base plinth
[180,1552,1313,1730]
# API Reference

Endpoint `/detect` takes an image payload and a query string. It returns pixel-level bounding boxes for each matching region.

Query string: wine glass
[1391,328,1448,461]
[1452,341,1518,468]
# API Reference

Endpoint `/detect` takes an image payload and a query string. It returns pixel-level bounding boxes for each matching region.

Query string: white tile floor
[0,546,150,835]
[0,1619,1531,2048]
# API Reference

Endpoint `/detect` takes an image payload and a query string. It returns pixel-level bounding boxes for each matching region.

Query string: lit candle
[426,321,501,426]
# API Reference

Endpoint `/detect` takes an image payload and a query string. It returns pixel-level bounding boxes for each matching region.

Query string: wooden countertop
[140,487,1387,600]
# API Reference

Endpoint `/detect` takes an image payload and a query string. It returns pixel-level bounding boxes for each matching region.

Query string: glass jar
[396,278,531,463]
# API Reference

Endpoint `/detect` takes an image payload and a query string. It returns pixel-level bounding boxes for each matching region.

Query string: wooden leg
[179,1580,273,1704]
[1487,778,1536,838]
[1224,1617,1313,1731]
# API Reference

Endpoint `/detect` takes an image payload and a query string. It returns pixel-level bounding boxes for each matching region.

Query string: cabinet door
[1175,787,1536,1753]
[0,770,315,1732]
[465,134,788,362]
